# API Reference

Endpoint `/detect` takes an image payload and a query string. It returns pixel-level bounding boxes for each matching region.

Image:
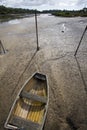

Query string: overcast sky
[0,0,87,10]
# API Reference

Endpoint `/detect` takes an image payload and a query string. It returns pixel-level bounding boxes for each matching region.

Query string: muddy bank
[0,14,87,130]
[0,14,34,22]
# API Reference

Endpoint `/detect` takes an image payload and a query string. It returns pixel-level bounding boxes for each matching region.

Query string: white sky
[0,0,87,10]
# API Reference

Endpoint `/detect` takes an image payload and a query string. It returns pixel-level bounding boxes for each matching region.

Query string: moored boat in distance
[4,72,49,130]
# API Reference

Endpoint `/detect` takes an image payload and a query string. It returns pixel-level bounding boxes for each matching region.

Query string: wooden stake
[0,40,5,54]
[35,10,39,51]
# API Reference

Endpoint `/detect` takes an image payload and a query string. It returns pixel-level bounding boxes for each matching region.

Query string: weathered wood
[20,91,47,104]
[35,10,39,51]
[9,115,41,130]
[34,106,38,122]
[0,40,5,54]
[34,73,46,81]
[38,107,44,123]
[5,72,49,130]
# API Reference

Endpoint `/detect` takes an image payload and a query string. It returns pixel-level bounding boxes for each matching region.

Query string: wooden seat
[20,91,47,104]
[9,115,41,130]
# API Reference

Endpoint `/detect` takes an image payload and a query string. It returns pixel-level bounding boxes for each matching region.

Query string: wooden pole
[74,25,87,56]
[35,10,39,51]
[0,40,5,54]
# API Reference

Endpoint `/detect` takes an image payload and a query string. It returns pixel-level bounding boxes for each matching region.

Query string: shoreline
[0,14,34,22]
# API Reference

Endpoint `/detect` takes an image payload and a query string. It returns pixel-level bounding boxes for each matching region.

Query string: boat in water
[4,72,49,130]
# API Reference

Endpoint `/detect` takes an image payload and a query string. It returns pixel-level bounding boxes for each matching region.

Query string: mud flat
[0,14,87,130]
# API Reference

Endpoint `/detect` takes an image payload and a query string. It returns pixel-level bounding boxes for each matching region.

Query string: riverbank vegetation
[0,5,40,22]
[42,8,87,17]
[0,5,87,22]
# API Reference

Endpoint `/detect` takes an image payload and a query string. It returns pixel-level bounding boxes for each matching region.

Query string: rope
[11,50,37,96]
[74,25,87,56]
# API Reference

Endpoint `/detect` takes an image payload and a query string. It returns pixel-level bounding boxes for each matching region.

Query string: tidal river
[0,14,87,130]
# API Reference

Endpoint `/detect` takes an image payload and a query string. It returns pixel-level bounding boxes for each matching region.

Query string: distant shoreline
[0,14,34,22]
[52,12,87,17]
[0,5,37,22]
[0,5,87,22]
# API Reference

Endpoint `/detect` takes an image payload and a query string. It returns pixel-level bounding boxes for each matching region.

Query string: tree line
[0,5,39,14]
[0,5,87,17]
[0,5,40,22]
[41,8,87,17]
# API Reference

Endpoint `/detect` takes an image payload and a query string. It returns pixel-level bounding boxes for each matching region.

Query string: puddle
[8,19,20,25]
[78,19,87,24]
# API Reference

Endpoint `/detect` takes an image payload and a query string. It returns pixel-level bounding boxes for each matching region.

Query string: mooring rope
[11,50,37,96]
[74,25,87,56]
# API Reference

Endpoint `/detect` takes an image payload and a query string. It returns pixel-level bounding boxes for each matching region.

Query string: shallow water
[8,19,21,25]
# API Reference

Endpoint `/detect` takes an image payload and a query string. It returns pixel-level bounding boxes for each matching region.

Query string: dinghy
[4,72,49,130]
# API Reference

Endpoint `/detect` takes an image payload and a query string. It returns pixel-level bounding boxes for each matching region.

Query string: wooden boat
[4,72,49,130]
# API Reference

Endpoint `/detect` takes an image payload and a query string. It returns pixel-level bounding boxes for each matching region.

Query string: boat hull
[4,72,49,130]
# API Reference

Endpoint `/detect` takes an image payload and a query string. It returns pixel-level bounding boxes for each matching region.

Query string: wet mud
[0,14,87,130]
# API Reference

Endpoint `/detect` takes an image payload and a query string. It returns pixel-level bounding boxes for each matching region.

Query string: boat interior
[7,73,48,129]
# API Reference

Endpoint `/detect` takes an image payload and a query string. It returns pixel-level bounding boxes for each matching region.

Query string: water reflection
[8,19,20,25]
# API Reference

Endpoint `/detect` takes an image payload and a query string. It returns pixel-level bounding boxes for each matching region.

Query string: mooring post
[0,40,1,54]
[0,40,5,54]
[74,25,87,56]
[35,10,39,51]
